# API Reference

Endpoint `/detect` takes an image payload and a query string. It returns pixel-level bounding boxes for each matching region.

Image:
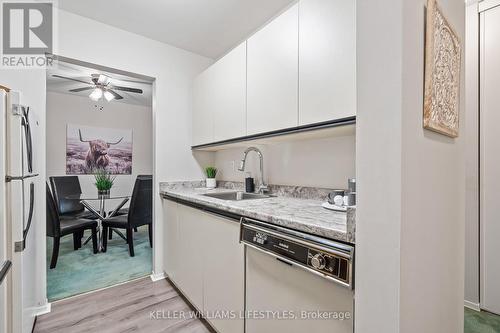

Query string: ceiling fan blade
[109,85,143,94]
[108,89,123,100]
[52,74,93,85]
[69,86,95,92]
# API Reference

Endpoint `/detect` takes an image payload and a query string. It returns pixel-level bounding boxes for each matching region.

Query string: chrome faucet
[238,147,268,194]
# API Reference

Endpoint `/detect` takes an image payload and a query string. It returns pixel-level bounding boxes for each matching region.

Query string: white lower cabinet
[175,204,205,310]
[163,199,244,333]
[163,199,180,282]
[202,212,244,333]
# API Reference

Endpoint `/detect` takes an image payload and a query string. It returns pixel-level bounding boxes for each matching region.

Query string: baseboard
[150,271,166,282]
[32,301,51,316]
[464,300,481,311]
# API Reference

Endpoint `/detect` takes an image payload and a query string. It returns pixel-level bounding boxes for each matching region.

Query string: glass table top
[63,193,131,201]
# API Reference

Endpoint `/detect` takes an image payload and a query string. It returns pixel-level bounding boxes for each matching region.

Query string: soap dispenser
[245,172,255,193]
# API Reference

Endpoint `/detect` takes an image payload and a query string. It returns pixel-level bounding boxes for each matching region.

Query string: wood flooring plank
[34,277,213,333]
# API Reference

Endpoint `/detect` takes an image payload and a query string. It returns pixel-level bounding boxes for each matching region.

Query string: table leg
[80,198,129,252]
[98,196,105,251]
[80,200,106,252]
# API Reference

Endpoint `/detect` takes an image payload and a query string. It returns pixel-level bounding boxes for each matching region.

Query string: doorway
[45,56,155,301]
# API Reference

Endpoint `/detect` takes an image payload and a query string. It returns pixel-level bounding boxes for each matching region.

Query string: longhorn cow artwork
[66,124,133,174]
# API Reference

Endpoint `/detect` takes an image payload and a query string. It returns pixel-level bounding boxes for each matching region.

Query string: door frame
[464,0,481,312]
[467,0,500,312]
[44,54,158,296]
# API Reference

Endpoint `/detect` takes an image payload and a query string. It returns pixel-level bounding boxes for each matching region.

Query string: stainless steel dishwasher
[240,217,354,333]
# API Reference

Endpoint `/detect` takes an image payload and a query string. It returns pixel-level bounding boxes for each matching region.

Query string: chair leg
[109,228,113,240]
[50,237,60,269]
[73,233,79,250]
[148,224,153,248]
[134,227,138,232]
[127,228,135,257]
[91,227,98,254]
[102,227,108,253]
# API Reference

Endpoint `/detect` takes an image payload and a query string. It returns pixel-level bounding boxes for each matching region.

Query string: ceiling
[57,0,296,59]
[47,59,153,107]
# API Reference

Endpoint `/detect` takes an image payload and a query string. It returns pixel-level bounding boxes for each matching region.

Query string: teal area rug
[465,307,500,333]
[46,225,152,301]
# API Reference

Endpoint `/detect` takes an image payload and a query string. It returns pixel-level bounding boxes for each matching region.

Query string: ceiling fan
[52,73,143,102]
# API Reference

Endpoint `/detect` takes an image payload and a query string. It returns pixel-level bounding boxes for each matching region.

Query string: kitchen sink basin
[202,191,272,201]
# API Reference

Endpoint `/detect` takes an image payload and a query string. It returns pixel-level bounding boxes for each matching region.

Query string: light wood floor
[34,277,213,333]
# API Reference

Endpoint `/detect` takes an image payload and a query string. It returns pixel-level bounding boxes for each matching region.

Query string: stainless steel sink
[202,191,272,201]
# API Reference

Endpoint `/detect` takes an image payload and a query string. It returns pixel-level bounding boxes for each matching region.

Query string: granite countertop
[160,181,355,244]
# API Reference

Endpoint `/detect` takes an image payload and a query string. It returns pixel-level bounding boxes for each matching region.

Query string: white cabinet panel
[299,0,356,125]
[163,199,179,281]
[247,4,299,135]
[175,204,204,310]
[163,200,245,332]
[203,213,244,333]
[213,42,247,142]
[193,67,215,146]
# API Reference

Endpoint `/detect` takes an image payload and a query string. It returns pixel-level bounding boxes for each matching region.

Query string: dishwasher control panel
[241,218,353,288]
[307,250,349,283]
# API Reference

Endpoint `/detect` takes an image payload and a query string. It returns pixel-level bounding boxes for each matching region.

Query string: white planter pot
[206,178,216,189]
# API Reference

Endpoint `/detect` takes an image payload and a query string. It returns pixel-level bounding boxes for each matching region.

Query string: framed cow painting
[66,124,133,175]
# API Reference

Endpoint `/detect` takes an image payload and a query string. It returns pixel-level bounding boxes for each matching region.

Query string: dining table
[64,192,130,252]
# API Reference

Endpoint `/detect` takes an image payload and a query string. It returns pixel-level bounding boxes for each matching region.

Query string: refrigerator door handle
[14,182,35,252]
[0,260,12,285]
[5,173,39,182]
[21,106,33,173]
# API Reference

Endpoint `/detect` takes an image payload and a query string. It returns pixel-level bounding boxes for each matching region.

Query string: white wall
[46,91,152,207]
[356,0,465,332]
[1,8,212,320]
[213,135,355,189]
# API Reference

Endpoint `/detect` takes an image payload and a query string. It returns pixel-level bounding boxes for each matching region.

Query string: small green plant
[205,166,218,179]
[94,169,116,191]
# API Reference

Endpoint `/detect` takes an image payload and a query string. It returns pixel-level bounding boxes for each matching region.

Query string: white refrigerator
[1,88,39,333]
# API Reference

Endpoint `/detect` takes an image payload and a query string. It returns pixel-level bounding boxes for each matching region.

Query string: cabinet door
[247,4,299,135]
[163,199,179,281]
[193,67,215,146]
[203,213,244,333]
[213,42,247,142]
[175,204,204,310]
[299,0,356,125]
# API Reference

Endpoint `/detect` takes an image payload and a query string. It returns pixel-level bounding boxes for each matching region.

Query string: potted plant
[94,169,116,196]
[205,166,217,189]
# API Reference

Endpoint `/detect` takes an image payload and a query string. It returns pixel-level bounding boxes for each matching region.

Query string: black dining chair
[107,175,152,237]
[49,176,96,220]
[46,183,98,269]
[102,177,152,257]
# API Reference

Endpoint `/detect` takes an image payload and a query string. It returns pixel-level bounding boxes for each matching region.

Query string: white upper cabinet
[213,42,247,142]
[193,66,215,146]
[192,0,356,145]
[193,42,247,145]
[247,4,299,135]
[298,0,356,125]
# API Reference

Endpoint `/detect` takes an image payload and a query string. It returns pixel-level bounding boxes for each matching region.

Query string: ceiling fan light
[98,74,110,85]
[89,87,103,101]
[103,90,114,102]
